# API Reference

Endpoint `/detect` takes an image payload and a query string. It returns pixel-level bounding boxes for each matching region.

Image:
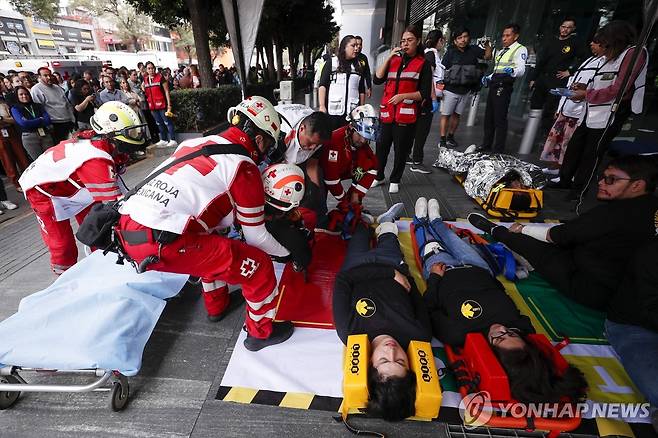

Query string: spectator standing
[373,25,432,194]
[439,27,492,149]
[189,65,201,88]
[179,67,193,89]
[551,21,648,200]
[540,40,605,173]
[52,72,66,91]
[11,86,54,160]
[142,61,177,147]
[529,17,586,134]
[353,36,372,98]
[406,29,445,174]
[83,70,100,91]
[479,23,528,153]
[0,96,30,193]
[30,67,75,143]
[70,79,96,130]
[318,34,366,132]
[98,75,130,105]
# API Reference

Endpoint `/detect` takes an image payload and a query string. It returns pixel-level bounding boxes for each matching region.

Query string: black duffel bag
[76,202,121,248]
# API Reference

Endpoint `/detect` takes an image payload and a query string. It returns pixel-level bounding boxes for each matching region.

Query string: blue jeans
[605,319,658,407]
[151,109,175,142]
[341,225,408,274]
[413,217,492,278]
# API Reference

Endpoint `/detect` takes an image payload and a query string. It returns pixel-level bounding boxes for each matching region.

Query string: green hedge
[170,85,242,132]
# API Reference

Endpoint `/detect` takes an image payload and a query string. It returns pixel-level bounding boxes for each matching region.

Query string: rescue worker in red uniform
[373,25,433,194]
[116,96,295,352]
[18,101,143,275]
[320,104,380,207]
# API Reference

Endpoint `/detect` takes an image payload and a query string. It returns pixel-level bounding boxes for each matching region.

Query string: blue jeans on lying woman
[413,216,492,279]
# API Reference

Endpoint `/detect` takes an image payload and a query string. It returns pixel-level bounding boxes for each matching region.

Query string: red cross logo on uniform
[255,102,264,109]
[268,169,277,178]
[240,258,259,278]
[284,188,291,196]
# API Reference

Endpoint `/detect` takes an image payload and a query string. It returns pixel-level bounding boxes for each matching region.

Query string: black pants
[411,110,433,163]
[51,122,75,144]
[530,75,565,133]
[341,225,408,274]
[559,103,631,191]
[482,80,514,153]
[492,227,609,310]
[376,122,416,183]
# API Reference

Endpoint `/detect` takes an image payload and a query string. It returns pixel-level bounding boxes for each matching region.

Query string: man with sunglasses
[469,154,658,310]
[19,101,143,275]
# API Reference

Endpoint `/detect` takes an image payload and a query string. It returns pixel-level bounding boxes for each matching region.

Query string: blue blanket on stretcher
[0,251,188,376]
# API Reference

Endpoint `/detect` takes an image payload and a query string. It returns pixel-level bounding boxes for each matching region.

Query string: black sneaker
[446,136,459,148]
[244,321,294,351]
[207,290,245,322]
[410,163,432,174]
[405,157,416,165]
[439,138,447,149]
[468,213,498,234]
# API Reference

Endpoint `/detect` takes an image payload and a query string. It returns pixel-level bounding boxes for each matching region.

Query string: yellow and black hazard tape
[455,217,563,224]
[216,386,342,412]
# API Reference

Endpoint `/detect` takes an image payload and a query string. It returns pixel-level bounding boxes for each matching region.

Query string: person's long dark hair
[425,29,443,50]
[73,79,90,96]
[337,34,358,74]
[593,20,637,61]
[494,339,588,403]
[12,85,34,107]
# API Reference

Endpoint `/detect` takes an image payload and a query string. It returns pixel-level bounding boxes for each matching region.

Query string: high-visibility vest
[143,73,167,110]
[379,54,425,124]
[492,42,525,74]
[425,47,444,83]
[327,56,362,116]
[586,45,647,129]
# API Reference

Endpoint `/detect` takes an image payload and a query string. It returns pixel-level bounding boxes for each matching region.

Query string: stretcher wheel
[109,379,129,411]
[0,375,21,410]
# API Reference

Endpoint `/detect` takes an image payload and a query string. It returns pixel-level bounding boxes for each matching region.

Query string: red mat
[274,231,347,329]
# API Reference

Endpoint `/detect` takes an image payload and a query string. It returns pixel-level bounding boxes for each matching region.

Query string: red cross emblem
[268,169,277,178]
[255,102,264,109]
[284,188,291,196]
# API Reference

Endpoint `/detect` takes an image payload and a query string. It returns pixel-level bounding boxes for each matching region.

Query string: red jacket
[319,126,378,202]
[380,54,425,124]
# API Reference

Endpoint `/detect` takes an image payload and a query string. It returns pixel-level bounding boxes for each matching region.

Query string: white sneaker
[542,167,559,175]
[428,198,441,221]
[388,183,399,194]
[550,176,561,183]
[371,178,386,188]
[464,144,478,154]
[0,208,3,215]
[0,200,18,210]
[155,140,167,147]
[167,140,178,147]
[414,197,428,219]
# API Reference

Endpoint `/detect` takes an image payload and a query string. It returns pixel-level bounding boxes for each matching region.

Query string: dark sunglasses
[599,175,634,185]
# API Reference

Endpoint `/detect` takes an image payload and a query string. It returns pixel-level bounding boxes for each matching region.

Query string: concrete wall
[339,0,387,67]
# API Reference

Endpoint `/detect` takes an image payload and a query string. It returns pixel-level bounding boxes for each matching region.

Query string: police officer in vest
[318,35,366,132]
[479,23,528,153]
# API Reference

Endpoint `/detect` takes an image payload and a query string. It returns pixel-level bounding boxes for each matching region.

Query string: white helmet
[346,104,380,141]
[90,101,145,145]
[262,163,305,212]
[227,96,281,142]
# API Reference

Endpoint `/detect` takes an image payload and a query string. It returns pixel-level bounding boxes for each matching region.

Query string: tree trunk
[274,36,284,82]
[264,40,276,84]
[290,45,299,79]
[186,0,213,88]
[132,35,140,52]
[303,45,311,71]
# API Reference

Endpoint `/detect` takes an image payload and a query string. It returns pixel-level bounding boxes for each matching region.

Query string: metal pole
[466,93,480,127]
[232,0,248,99]
[518,108,543,154]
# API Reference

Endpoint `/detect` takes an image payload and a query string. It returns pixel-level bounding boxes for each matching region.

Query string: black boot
[244,321,294,351]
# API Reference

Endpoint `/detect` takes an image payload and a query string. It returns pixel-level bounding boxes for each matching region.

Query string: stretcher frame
[0,365,129,411]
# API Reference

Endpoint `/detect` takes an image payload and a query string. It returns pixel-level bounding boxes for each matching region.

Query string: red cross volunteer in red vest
[18,101,142,275]
[373,24,433,194]
[116,96,295,352]
[320,104,379,206]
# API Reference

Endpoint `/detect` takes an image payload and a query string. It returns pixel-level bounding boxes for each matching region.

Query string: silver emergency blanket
[435,147,546,199]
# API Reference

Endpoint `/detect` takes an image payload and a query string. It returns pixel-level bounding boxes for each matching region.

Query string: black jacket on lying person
[607,239,658,333]
[423,266,534,346]
[333,263,432,348]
